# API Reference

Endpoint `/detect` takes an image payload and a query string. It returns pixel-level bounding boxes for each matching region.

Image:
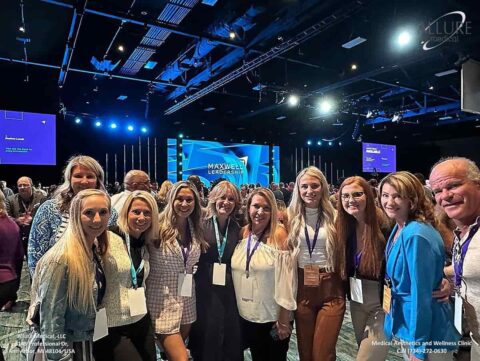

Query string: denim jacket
[29,257,98,361]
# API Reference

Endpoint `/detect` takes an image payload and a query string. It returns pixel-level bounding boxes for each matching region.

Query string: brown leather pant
[295,268,346,361]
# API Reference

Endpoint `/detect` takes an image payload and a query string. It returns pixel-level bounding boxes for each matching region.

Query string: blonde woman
[146,181,205,361]
[93,191,159,360]
[28,155,117,275]
[380,171,459,360]
[29,189,110,361]
[189,181,243,361]
[287,166,344,361]
[231,187,296,361]
[157,180,173,212]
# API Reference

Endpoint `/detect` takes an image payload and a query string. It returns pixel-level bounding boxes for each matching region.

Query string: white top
[456,216,480,339]
[111,190,132,214]
[297,207,328,268]
[231,236,297,323]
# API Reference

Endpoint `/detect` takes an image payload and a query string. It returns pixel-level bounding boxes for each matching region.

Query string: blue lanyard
[453,223,480,289]
[124,234,145,289]
[213,216,230,263]
[245,232,262,278]
[177,220,195,272]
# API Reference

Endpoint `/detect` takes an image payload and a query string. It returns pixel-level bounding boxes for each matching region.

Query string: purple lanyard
[178,241,190,271]
[453,223,480,288]
[354,251,362,272]
[304,219,320,258]
[245,232,262,278]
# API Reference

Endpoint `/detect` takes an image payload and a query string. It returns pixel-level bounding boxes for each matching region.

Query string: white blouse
[231,236,297,323]
[297,207,328,268]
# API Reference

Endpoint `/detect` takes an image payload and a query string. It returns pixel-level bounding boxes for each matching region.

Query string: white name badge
[178,273,193,297]
[241,274,254,301]
[213,263,226,286]
[349,277,364,304]
[128,287,148,317]
[93,308,109,341]
[454,293,463,334]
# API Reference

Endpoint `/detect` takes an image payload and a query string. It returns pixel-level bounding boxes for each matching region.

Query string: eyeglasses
[341,191,365,201]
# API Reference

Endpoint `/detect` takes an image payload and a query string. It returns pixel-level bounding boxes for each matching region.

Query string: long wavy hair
[205,180,241,219]
[118,190,159,246]
[379,171,437,227]
[46,189,110,314]
[156,181,205,249]
[157,180,173,203]
[335,176,385,279]
[241,187,283,248]
[54,155,106,213]
[287,166,337,269]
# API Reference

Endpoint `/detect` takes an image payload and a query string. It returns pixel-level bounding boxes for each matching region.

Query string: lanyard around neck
[124,233,145,289]
[213,216,230,263]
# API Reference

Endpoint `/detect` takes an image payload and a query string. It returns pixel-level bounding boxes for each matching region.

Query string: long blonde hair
[157,180,173,203]
[205,180,241,219]
[287,166,337,268]
[243,187,281,247]
[118,190,159,245]
[46,189,110,314]
[156,181,205,249]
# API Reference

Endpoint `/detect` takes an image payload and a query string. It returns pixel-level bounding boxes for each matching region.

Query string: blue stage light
[110,123,117,129]
[141,127,147,133]
[317,140,322,146]
[127,125,134,131]
[307,140,312,146]
[75,118,81,124]
[95,121,102,127]
[178,133,184,138]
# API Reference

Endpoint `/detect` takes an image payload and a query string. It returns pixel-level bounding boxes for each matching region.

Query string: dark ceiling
[1,0,479,149]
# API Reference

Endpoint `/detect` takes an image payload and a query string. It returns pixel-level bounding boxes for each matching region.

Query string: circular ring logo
[423,11,466,51]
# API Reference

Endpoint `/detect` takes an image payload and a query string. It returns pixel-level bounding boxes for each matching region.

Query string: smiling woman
[27,155,118,276]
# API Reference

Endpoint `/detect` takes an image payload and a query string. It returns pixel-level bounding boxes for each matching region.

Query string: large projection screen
[0,110,56,165]
[167,139,280,187]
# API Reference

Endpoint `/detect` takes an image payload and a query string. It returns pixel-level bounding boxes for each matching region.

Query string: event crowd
[1,155,479,361]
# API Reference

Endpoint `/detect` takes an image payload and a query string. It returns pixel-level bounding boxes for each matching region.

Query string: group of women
[25,155,460,361]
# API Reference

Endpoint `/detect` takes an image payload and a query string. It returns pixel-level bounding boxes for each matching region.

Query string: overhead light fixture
[288,94,300,107]
[351,64,358,71]
[74,117,81,124]
[276,115,287,120]
[429,85,434,90]
[392,113,403,123]
[229,31,236,39]
[110,123,118,129]
[117,45,125,52]
[366,110,374,118]
[342,36,366,49]
[144,61,157,70]
[317,140,322,146]
[204,107,216,112]
[397,30,413,47]
[95,121,102,127]
[141,127,147,133]
[127,125,134,131]
[19,26,25,33]
[117,95,128,101]
[318,98,335,114]
[435,69,457,77]
[306,140,312,146]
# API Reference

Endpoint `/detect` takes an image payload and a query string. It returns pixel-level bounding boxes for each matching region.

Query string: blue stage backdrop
[0,110,56,165]
[167,139,280,187]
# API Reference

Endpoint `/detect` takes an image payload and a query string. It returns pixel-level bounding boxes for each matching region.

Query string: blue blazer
[384,221,459,359]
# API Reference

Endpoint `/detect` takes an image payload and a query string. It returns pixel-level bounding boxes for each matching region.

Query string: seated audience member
[380,171,459,360]
[93,191,158,361]
[28,155,118,276]
[28,189,110,361]
[111,170,150,214]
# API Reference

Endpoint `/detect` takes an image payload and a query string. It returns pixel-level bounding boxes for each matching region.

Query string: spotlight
[396,29,414,48]
[74,117,81,124]
[318,98,335,114]
[288,94,299,107]
[127,125,134,131]
[351,64,358,71]
[339,142,343,146]
[392,113,403,123]
[141,127,147,133]
[117,45,125,52]
[366,110,374,119]
[178,133,184,138]
[110,123,117,129]
[317,140,322,146]
[429,85,434,90]
[95,121,102,127]
[19,26,25,33]
[229,31,236,39]
[307,140,312,146]
[328,141,333,146]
